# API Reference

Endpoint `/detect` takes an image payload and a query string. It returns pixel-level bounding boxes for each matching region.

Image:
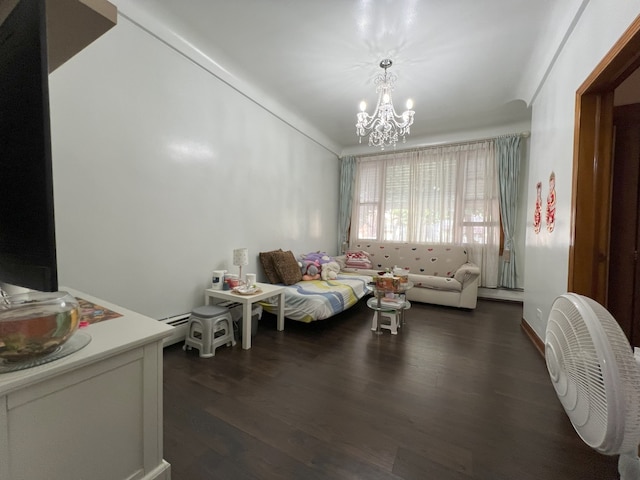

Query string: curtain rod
[346,131,530,159]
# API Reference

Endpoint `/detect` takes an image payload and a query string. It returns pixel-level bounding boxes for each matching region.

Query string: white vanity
[0,288,173,480]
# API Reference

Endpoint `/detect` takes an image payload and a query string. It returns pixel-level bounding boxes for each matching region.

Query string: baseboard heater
[158,313,191,347]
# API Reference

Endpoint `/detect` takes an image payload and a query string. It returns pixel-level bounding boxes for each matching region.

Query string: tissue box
[392,267,409,284]
[374,276,400,291]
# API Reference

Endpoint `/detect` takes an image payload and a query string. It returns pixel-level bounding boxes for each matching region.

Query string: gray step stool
[183,305,235,357]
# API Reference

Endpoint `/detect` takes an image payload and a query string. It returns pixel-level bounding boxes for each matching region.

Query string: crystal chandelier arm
[357,88,386,129]
[392,108,415,128]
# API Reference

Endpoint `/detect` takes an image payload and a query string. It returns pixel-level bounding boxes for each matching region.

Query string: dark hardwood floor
[162,298,618,479]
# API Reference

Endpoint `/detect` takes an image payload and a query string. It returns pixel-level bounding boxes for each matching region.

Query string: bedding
[260,273,373,323]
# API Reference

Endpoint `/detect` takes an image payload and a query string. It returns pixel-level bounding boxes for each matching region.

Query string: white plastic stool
[183,305,235,357]
[372,308,401,335]
[367,297,410,335]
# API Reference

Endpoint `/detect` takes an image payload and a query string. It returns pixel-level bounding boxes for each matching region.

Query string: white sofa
[342,241,480,309]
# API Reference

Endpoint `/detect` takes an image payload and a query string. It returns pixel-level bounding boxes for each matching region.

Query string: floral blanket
[260,273,372,323]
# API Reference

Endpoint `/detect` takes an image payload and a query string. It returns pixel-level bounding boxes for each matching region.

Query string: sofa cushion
[413,275,462,292]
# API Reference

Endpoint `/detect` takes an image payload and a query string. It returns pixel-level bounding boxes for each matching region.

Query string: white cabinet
[0,289,172,480]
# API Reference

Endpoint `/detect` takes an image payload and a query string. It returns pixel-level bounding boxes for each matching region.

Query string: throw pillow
[272,250,303,285]
[259,249,283,284]
[345,250,372,269]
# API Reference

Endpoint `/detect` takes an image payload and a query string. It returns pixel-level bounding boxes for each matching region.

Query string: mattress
[260,273,373,323]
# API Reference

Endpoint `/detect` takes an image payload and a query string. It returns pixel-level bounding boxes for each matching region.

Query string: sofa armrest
[453,262,480,286]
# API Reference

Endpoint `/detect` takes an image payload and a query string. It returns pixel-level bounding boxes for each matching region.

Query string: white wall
[48,10,339,319]
[524,0,640,340]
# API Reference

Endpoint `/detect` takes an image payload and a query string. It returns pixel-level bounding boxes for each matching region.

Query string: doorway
[570,15,640,344]
[608,104,640,345]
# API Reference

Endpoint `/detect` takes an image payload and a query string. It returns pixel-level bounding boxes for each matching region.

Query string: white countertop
[0,287,172,395]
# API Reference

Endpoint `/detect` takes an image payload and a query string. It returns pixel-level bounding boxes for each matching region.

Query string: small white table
[204,282,285,350]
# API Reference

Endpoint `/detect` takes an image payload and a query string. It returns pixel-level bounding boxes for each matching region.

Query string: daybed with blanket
[340,242,480,309]
[258,249,372,322]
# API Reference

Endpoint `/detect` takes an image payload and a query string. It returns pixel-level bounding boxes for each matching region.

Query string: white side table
[204,282,285,349]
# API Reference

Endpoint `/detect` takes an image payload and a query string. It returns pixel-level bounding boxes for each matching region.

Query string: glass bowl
[0,291,80,362]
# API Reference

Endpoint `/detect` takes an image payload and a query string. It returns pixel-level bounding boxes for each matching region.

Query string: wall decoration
[534,181,542,234]
[546,171,556,232]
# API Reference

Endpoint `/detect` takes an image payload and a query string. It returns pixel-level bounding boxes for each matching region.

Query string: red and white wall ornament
[533,171,556,234]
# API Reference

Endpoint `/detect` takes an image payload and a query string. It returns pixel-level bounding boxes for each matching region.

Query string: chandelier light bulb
[355,58,415,150]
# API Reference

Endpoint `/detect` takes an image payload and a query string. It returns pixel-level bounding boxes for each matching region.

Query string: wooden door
[568,14,640,312]
[608,103,640,345]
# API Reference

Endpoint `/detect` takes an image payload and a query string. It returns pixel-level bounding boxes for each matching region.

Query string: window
[351,141,500,286]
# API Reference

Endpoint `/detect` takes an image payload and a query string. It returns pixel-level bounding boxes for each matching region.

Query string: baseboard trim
[478,287,523,303]
[521,318,545,357]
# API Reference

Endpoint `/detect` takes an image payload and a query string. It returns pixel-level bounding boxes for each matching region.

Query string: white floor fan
[545,293,640,479]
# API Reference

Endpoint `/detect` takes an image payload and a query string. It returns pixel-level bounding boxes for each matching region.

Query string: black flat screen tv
[0,0,58,292]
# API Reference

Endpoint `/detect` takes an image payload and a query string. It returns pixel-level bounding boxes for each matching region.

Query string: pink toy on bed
[299,259,321,281]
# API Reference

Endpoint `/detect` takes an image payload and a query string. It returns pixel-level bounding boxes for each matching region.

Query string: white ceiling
[120,0,588,155]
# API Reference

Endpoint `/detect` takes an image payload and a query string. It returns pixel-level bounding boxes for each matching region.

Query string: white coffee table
[204,282,285,349]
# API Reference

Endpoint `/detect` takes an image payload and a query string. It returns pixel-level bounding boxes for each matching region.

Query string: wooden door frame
[569,15,640,303]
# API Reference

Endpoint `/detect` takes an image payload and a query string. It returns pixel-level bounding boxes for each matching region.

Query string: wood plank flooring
[162,298,619,479]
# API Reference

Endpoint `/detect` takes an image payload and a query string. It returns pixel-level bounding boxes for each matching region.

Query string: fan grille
[583,296,640,454]
[545,293,640,454]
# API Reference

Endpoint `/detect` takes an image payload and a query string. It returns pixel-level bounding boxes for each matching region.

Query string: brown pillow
[259,249,283,284]
[272,250,302,285]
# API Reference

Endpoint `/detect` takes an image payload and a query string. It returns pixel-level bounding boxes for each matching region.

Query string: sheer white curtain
[351,141,499,287]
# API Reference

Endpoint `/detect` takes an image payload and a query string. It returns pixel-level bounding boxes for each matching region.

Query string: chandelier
[356,59,415,150]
